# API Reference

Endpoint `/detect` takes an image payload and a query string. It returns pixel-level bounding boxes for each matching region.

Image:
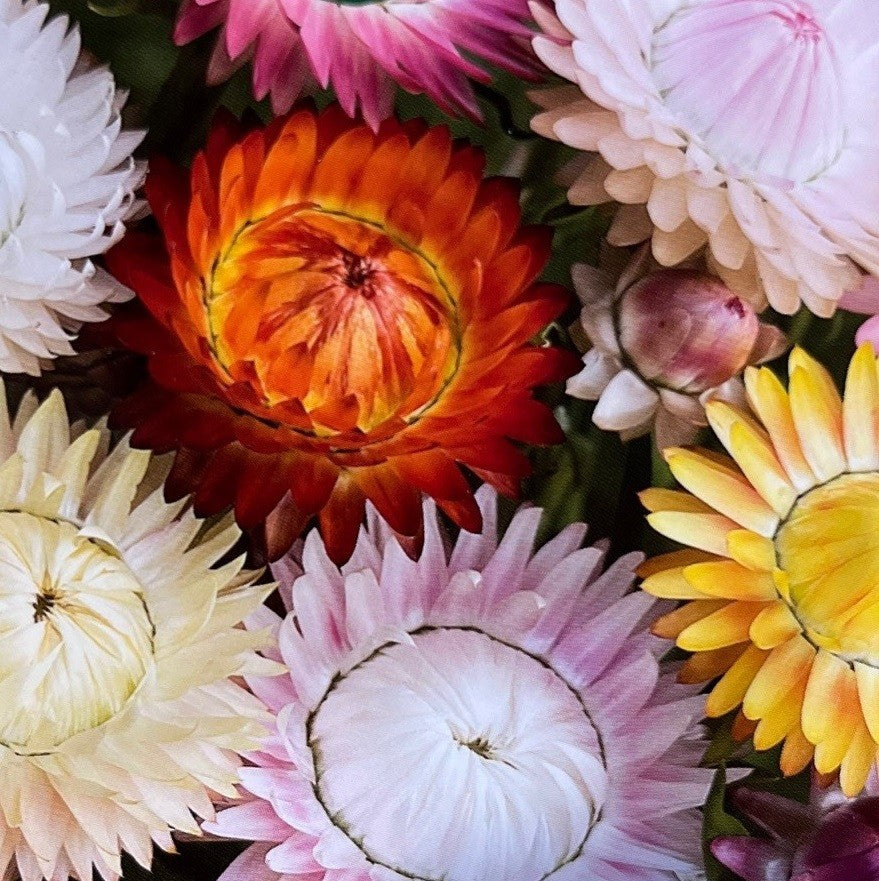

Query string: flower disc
[206,206,458,433]
[311,628,604,881]
[0,513,151,754]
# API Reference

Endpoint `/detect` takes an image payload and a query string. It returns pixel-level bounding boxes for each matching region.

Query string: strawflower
[0,0,144,374]
[530,0,879,317]
[208,488,715,881]
[641,344,879,796]
[174,0,546,130]
[105,106,574,564]
[712,783,879,881]
[0,387,280,881]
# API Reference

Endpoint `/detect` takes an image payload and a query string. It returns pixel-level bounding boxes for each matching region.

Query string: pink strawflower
[840,276,879,351]
[531,0,879,318]
[175,0,546,130]
[207,488,716,881]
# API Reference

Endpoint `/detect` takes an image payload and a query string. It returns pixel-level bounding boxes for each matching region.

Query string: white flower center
[310,627,606,881]
[652,0,844,181]
[0,512,153,754]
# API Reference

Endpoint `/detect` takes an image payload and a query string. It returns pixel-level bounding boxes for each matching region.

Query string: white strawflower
[531,0,879,317]
[0,0,145,375]
[0,387,281,881]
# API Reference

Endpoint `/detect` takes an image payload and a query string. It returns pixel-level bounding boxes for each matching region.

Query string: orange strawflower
[106,107,574,562]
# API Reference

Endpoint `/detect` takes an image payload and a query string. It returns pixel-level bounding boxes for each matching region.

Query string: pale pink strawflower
[840,276,879,351]
[568,246,788,448]
[175,0,546,130]
[531,0,879,318]
[207,488,716,881]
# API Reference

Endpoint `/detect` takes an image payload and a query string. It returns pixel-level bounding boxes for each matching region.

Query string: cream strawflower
[0,387,280,881]
[208,488,716,881]
[531,0,879,317]
[0,0,144,375]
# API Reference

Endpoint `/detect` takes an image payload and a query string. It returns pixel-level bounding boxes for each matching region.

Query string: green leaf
[703,766,750,881]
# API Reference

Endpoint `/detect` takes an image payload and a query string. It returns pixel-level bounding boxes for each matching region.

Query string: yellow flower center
[776,473,879,664]
[206,206,461,435]
[0,512,153,754]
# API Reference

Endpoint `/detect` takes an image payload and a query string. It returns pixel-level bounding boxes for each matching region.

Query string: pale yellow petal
[727,529,777,572]
[855,661,879,743]
[664,447,779,537]
[843,343,879,472]
[647,511,738,557]
[742,635,813,719]
[678,601,771,652]
[641,568,707,600]
[683,560,777,601]
[802,649,851,743]
[840,721,876,797]
[749,601,802,649]
[728,420,797,517]
[752,679,806,751]
[788,349,846,483]
[706,645,769,717]
[637,548,718,579]
[744,365,816,492]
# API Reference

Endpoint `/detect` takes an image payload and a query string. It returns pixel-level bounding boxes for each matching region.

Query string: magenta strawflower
[175,0,546,130]
[712,784,879,881]
[207,488,716,881]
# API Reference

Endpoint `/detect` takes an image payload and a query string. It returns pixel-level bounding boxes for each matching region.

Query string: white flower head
[0,387,281,881]
[531,0,879,317]
[567,246,788,448]
[0,0,145,375]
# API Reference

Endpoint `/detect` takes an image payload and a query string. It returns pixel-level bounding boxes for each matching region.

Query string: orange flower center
[206,206,461,435]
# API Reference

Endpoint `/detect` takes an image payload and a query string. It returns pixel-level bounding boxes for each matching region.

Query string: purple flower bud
[617,270,761,394]
[711,788,879,881]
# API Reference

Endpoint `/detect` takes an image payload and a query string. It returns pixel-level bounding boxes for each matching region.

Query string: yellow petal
[742,635,814,720]
[727,529,777,573]
[728,421,797,517]
[749,601,802,649]
[639,488,714,514]
[802,649,851,743]
[652,600,728,640]
[641,568,707,600]
[789,350,846,483]
[744,364,816,493]
[814,712,857,775]
[678,601,771,652]
[683,560,777,601]
[637,548,718,579]
[679,644,747,685]
[752,679,807,751]
[843,343,879,472]
[647,511,738,557]
[839,721,876,797]
[855,661,879,743]
[780,725,815,777]
[706,645,769,717]
[664,447,779,537]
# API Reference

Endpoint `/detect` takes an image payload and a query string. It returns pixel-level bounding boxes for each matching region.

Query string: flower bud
[618,270,760,394]
[711,788,879,881]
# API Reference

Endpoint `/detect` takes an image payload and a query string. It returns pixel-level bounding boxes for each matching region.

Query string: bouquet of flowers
[2,1,879,880]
